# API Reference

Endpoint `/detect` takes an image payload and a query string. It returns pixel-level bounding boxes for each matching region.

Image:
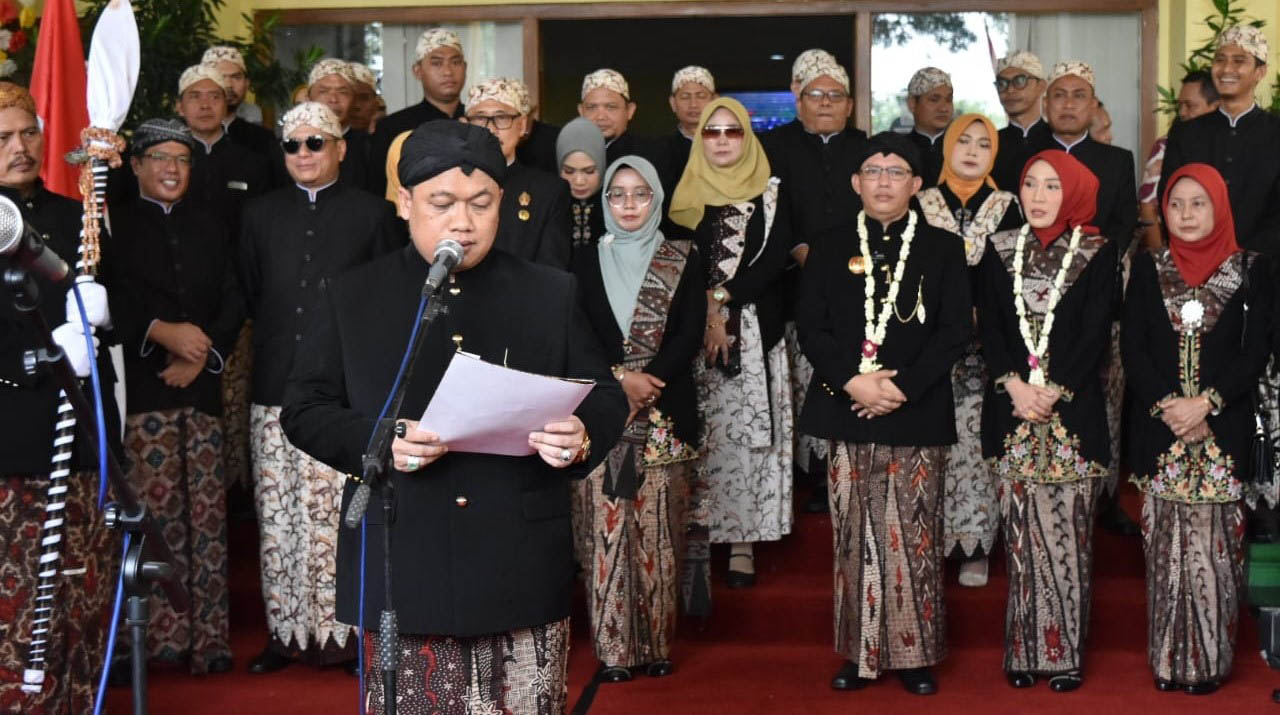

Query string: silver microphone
[423,239,465,295]
[0,194,69,283]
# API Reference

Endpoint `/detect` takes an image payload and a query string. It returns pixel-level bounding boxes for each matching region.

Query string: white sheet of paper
[419,351,595,456]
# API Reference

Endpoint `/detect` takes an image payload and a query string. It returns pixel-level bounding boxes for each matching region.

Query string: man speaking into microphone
[281,120,626,713]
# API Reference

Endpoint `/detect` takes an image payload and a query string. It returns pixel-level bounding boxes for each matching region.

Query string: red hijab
[1161,163,1239,287]
[1019,149,1100,248]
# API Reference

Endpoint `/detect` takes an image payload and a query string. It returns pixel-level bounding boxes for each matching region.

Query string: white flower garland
[857,209,917,373]
[1012,223,1083,386]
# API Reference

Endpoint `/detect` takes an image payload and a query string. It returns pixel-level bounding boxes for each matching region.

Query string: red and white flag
[29,0,88,200]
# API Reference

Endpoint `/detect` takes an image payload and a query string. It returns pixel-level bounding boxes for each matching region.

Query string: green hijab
[599,155,665,335]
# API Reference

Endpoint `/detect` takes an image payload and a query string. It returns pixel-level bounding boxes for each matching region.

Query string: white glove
[51,322,99,378]
[66,279,111,329]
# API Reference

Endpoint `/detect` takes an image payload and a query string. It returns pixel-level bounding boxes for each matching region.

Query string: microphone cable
[64,282,117,715]
[356,289,431,712]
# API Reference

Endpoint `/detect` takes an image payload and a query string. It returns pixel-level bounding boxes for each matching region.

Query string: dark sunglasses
[701,125,745,139]
[281,135,328,154]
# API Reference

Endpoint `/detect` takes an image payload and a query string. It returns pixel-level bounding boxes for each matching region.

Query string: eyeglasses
[994,74,1037,92]
[281,135,329,154]
[859,166,913,182]
[701,125,745,139]
[801,88,849,103]
[466,113,519,130]
[605,187,654,207]
[143,151,192,166]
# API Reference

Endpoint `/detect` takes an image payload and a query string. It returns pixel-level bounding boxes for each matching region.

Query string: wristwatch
[712,287,728,304]
[611,364,626,381]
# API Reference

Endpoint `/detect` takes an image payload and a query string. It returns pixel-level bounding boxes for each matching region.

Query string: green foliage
[80,0,223,129]
[1156,0,1264,116]
[78,0,320,131]
[874,13,976,53]
[232,12,323,117]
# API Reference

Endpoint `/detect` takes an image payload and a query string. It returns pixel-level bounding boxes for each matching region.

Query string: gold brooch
[518,191,531,206]
[848,256,867,275]
[518,209,531,221]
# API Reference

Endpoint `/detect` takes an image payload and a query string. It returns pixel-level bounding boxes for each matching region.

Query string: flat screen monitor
[723,90,796,133]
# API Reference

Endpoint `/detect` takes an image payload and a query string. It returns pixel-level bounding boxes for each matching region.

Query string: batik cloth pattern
[0,473,115,714]
[999,477,1097,674]
[917,188,1011,555]
[221,322,253,489]
[581,462,691,667]
[1141,495,1244,685]
[251,404,353,656]
[692,304,793,544]
[123,408,229,673]
[362,619,570,715]
[829,442,947,678]
[785,322,828,475]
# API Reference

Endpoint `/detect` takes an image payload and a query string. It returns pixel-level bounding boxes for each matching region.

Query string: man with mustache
[0,81,120,713]
[1160,25,1279,256]
[370,28,467,197]
[905,67,954,186]
[761,52,868,512]
[991,51,1051,192]
[239,103,401,675]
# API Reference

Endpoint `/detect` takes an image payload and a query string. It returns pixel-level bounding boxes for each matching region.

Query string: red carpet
[108,484,1279,714]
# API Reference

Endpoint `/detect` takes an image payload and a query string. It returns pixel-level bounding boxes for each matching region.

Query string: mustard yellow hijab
[668,97,772,230]
[937,113,999,205]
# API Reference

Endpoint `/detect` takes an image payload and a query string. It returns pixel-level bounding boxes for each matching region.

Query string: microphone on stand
[423,239,465,296]
[344,239,468,529]
[0,194,69,284]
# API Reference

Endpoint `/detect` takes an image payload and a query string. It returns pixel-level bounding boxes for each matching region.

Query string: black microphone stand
[344,278,450,715]
[4,267,190,715]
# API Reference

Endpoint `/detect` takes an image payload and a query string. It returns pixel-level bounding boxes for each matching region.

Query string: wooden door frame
[266,0,1159,154]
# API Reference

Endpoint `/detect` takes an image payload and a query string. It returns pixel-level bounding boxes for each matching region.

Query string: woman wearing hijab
[978,150,1117,692]
[669,97,793,590]
[916,114,1022,588]
[572,156,705,682]
[557,117,608,259]
[1122,164,1272,695]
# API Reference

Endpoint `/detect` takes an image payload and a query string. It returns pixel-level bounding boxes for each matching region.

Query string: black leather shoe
[830,661,870,691]
[645,659,673,677]
[898,667,937,695]
[247,648,293,674]
[1183,680,1219,695]
[207,656,233,674]
[726,569,756,588]
[1154,678,1179,692]
[1006,671,1036,689]
[1048,671,1083,692]
[599,665,632,683]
